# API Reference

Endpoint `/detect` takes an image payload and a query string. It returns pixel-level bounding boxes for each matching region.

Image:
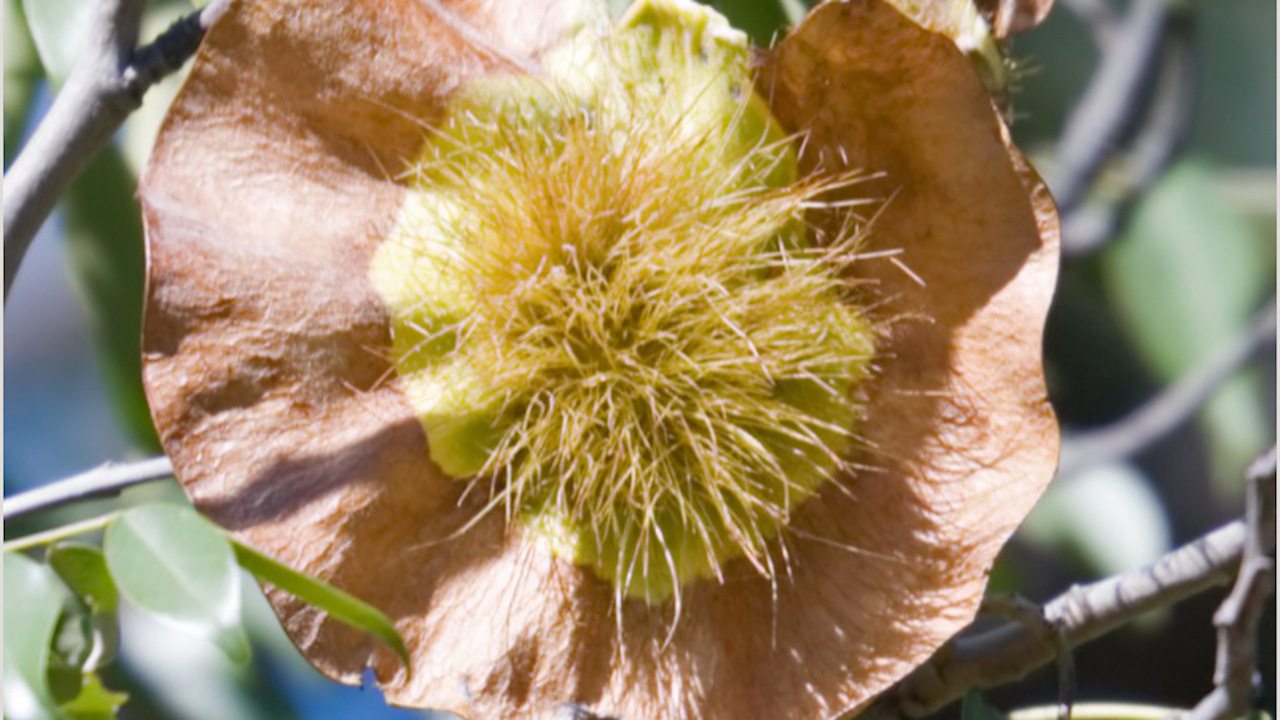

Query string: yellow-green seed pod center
[370,0,875,603]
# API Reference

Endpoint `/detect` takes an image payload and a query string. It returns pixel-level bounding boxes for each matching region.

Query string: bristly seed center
[369,0,877,604]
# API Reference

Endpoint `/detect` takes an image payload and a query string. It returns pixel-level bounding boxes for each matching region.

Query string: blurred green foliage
[1103,160,1273,485]
[63,147,160,451]
[4,503,411,720]
[21,0,96,88]
[5,552,73,720]
[3,0,39,164]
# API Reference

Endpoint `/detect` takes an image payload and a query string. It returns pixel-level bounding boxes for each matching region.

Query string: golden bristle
[374,9,878,603]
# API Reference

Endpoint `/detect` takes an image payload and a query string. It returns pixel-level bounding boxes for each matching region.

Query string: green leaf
[962,691,1006,720]
[4,0,42,164]
[231,541,410,670]
[104,505,251,664]
[63,145,161,451]
[47,544,120,671]
[48,544,117,615]
[1106,160,1272,377]
[20,0,95,87]
[1103,159,1273,482]
[3,552,71,720]
[58,673,127,720]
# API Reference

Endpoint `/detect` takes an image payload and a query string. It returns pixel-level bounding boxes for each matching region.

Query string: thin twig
[2,0,231,297]
[1180,447,1277,720]
[1061,19,1194,256]
[1048,0,1170,214]
[865,520,1250,719]
[1059,301,1277,477]
[3,456,174,522]
[3,511,123,552]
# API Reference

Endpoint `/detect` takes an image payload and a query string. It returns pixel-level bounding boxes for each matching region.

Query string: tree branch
[1059,301,1276,477]
[1061,21,1194,256]
[1180,447,1277,720]
[3,456,173,522]
[2,0,231,298]
[1049,0,1171,214]
[866,520,1249,719]
[1057,0,1118,49]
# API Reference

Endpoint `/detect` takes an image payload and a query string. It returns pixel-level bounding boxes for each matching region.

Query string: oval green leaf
[3,552,71,720]
[1105,160,1271,379]
[230,541,410,671]
[48,544,117,615]
[103,505,250,664]
[20,0,94,87]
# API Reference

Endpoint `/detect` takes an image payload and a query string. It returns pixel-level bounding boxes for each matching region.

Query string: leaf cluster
[3,504,408,720]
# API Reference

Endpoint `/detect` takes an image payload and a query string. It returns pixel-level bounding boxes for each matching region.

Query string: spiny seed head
[370,0,877,603]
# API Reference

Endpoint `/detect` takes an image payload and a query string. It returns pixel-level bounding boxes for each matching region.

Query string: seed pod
[139,0,1060,718]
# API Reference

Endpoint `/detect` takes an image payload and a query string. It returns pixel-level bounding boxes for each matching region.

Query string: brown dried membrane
[139,1,1060,719]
